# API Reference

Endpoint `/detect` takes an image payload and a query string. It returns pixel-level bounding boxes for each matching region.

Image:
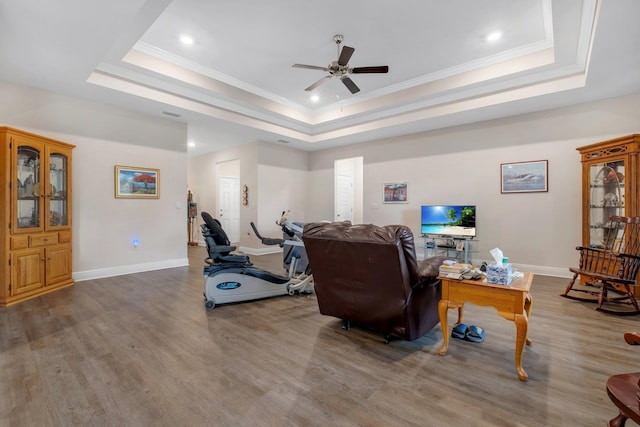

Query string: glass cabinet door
[16,144,42,231]
[588,159,625,249]
[47,151,69,228]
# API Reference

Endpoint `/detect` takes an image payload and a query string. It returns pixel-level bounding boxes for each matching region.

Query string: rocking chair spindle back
[562,216,640,315]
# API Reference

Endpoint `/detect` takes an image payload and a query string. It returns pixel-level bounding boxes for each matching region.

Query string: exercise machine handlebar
[250,222,285,246]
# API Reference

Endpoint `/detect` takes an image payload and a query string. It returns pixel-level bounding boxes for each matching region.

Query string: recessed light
[310,94,320,102]
[187,141,195,148]
[180,35,194,45]
[487,31,503,42]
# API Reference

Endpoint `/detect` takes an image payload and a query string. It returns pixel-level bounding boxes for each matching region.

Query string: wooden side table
[438,272,534,381]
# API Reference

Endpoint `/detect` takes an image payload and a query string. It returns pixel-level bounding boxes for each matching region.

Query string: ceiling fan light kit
[292,34,389,94]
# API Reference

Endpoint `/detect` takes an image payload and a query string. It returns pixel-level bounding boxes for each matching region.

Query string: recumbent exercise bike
[200,211,312,310]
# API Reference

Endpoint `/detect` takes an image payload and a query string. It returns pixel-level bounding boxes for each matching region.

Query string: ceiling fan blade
[305,75,332,92]
[341,77,360,94]
[351,66,389,74]
[293,64,330,71]
[338,46,355,66]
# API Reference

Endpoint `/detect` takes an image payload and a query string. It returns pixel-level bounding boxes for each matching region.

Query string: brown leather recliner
[302,221,447,342]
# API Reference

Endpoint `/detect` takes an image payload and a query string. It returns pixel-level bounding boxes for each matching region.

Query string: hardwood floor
[1,246,638,426]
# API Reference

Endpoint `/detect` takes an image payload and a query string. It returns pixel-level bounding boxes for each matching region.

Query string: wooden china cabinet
[0,127,75,306]
[577,135,640,290]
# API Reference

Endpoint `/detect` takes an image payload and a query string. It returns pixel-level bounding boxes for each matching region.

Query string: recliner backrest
[302,221,444,341]
[302,222,419,326]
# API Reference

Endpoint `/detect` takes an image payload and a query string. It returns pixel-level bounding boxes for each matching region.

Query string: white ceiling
[1,0,639,156]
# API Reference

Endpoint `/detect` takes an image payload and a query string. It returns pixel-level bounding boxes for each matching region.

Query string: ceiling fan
[292,34,389,94]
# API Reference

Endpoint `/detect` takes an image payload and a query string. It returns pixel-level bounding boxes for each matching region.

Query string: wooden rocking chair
[562,216,640,315]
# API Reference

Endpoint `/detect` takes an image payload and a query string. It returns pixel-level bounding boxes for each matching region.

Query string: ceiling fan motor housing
[328,60,347,76]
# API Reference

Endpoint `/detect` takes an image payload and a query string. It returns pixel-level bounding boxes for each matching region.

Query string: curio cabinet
[0,127,74,306]
[577,135,639,291]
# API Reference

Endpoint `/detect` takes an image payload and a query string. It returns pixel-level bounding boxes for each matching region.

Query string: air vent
[162,111,181,118]
[277,139,290,144]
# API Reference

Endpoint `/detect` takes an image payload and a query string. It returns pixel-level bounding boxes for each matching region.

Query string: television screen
[421,205,476,237]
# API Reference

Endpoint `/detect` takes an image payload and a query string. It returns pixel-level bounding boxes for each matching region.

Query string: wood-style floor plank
[1,246,638,426]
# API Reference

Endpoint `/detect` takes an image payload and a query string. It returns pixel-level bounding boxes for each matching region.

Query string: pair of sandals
[451,323,485,343]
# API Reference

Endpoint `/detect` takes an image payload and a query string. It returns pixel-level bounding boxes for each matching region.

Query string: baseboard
[238,246,283,256]
[73,258,190,282]
[511,263,573,279]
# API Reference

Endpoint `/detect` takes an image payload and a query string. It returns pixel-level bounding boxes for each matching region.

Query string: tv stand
[423,234,476,265]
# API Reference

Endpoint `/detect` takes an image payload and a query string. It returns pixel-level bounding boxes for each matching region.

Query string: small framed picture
[383,182,409,203]
[114,165,160,199]
[501,160,548,193]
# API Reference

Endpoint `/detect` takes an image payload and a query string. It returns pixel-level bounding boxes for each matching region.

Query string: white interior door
[335,174,353,222]
[218,176,240,243]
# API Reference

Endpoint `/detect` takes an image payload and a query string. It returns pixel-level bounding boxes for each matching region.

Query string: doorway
[217,159,240,243]
[335,174,353,222]
[334,157,363,224]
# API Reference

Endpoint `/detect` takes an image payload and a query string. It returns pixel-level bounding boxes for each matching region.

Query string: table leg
[608,411,628,427]
[438,299,449,356]
[456,304,464,325]
[525,294,533,345]
[514,312,529,381]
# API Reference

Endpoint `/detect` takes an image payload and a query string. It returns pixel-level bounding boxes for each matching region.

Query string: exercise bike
[201,211,312,310]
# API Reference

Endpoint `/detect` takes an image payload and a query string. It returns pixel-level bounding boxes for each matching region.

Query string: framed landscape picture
[114,165,160,199]
[501,160,548,193]
[383,182,409,203]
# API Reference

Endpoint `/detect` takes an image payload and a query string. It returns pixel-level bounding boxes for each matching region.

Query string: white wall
[256,142,310,239]
[0,81,188,280]
[308,93,640,277]
[217,159,239,177]
[187,141,311,253]
[256,164,308,237]
[9,79,640,280]
[71,137,187,278]
[187,142,258,247]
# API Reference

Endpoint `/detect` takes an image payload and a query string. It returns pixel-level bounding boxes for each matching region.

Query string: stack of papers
[439,262,472,276]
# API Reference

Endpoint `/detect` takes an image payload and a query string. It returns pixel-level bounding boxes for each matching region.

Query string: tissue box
[486,263,513,285]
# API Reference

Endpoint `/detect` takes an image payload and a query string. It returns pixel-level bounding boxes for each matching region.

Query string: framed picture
[383,182,409,203]
[501,160,548,193]
[114,165,160,199]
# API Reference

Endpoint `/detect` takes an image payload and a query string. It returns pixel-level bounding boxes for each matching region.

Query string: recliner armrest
[416,255,448,286]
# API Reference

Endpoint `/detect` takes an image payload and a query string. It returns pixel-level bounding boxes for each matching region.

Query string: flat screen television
[421,205,476,237]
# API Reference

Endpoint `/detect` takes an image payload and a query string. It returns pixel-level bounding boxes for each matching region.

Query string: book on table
[439,262,472,278]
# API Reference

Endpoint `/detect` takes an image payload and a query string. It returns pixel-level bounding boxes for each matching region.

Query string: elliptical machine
[200,211,312,310]
[251,210,311,281]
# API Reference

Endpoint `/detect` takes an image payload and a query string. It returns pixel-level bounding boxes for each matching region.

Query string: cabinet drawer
[58,230,71,243]
[30,233,58,247]
[10,236,29,250]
